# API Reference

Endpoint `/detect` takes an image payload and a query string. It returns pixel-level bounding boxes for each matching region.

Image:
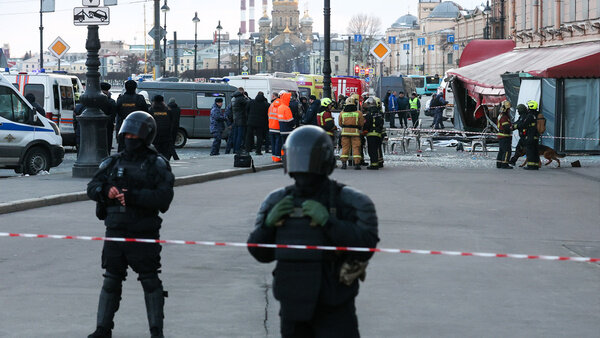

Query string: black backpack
[234,151,255,172]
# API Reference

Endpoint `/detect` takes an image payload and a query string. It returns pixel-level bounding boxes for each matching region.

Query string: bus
[408,75,440,96]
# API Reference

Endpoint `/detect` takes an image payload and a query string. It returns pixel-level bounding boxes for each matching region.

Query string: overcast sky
[0,0,484,58]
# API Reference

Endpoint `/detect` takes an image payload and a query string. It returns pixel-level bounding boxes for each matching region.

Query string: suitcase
[234,152,255,172]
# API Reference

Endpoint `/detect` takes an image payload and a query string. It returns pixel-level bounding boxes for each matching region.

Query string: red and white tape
[388,127,600,141]
[1,232,597,263]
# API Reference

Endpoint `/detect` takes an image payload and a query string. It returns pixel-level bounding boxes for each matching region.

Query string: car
[90,10,107,21]
[74,10,87,22]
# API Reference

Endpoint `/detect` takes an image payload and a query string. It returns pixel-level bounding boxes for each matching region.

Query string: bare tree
[123,54,140,75]
[347,14,382,65]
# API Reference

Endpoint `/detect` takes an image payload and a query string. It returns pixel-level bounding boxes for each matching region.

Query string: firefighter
[338,96,365,170]
[317,97,337,145]
[247,126,379,338]
[363,97,385,170]
[496,100,513,169]
[268,92,282,162]
[518,100,541,170]
[509,104,528,165]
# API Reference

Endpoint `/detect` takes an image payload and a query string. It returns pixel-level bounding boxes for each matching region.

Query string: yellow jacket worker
[338,96,365,170]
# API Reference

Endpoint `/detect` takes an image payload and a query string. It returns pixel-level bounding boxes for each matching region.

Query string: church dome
[300,11,313,25]
[391,13,418,29]
[259,12,271,26]
[428,1,460,18]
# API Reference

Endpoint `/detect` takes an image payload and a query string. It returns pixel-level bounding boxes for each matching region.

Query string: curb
[0,163,282,215]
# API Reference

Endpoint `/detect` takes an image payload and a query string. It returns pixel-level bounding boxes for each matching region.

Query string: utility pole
[39,0,44,69]
[174,31,178,77]
[347,36,351,76]
[323,0,332,98]
[153,0,161,79]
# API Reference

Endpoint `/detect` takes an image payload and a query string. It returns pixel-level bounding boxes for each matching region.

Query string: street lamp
[262,37,268,73]
[216,20,223,77]
[192,12,200,79]
[237,29,242,75]
[161,0,170,75]
[406,50,410,75]
[396,51,400,73]
[484,0,492,39]
[422,48,426,75]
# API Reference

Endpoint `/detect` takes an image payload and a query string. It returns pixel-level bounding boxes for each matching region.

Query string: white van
[0,74,64,174]
[3,71,83,146]
[225,75,299,100]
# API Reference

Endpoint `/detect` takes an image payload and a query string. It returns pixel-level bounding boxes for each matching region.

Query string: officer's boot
[88,273,123,338]
[140,274,166,338]
[354,161,362,170]
[341,162,347,170]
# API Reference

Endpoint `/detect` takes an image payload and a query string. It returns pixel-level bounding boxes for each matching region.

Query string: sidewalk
[0,154,281,214]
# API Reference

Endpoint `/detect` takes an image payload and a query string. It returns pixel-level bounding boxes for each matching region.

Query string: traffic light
[365,68,370,76]
[354,65,359,75]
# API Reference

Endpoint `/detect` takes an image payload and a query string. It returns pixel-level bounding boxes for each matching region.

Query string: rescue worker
[278,91,295,155]
[87,111,174,338]
[519,100,541,170]
[496,100,513,169]
[363,97,385,170]
[338,96,365,170]
[509,104,528,165]
[247,126,379,338]
[316,97,337,145]
[149,95,174,160]
[115,80,148,152]
[409,92,421,128]
[268,92,282,162]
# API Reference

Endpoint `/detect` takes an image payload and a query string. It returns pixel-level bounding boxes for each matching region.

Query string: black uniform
[363,106,385,169]
[248,126,379,338]
[519,109,540,169]
[101,94,117,153]
[149,103,174,160]
[115,93,148,151]
[167,100,181,160]
[87,111,174,338]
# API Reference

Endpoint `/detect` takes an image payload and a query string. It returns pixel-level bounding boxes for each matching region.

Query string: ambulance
[0,74,64,175]
[3,71,83,146]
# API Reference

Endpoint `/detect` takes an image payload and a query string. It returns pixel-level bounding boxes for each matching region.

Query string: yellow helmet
[351,93,360,102]
[501,100,511,110]
[345,96,357,106]
[527,100,539,110]
[373,96,382,108]
[321,98,333,107]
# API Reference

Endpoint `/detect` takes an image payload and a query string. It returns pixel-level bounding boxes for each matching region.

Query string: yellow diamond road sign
[48,36,70,59]
[370,41,391,62]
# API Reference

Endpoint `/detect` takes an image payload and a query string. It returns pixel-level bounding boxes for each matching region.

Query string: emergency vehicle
[273,72,324,99]
[0,73,64,174]
[332,77,368,103]
[225,74,299,101]
[3,71,83,146]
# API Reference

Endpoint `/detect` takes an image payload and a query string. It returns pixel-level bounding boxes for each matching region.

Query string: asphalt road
[1,165,598,337]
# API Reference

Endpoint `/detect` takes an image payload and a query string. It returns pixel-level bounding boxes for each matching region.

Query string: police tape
[387,127,600,141]
[1,232,598,263]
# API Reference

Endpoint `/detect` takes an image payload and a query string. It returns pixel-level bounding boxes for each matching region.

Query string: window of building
[334,55,339,62]
[447,53,453,65]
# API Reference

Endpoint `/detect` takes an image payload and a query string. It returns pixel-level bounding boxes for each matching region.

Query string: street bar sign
[73,7,110,25]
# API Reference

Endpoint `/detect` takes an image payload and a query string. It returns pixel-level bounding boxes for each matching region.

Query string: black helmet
[118,111,157,145]
[282,125,335,176]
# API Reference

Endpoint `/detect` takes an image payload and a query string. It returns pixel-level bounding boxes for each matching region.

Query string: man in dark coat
[231,87,249,153]
[87,111,174,338]
[115,80,148,151]
[167,98,181,160]
[210,98,226,155]
[302,95,320,126]
[289,92,301,128]
[100,82,117,154]
[431,93,448,130]
[245,91,270,155]
[396,91,410,128]
[149,95,174,160]
[248,126,379,338]
[300,97,309,121]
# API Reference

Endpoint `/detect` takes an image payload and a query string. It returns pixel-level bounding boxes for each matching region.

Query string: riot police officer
[115,80,148,152]
[149,95,175,160]
[363,97,385,170]
[87,111,175,338]
[247,126,379,338]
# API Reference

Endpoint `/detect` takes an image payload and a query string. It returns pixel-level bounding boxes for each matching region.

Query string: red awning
[458,40,516,67]
[449,41,600,97]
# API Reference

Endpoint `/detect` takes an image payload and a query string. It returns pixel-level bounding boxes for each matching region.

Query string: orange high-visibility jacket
[268,99,281,133]
[277,93,295,135]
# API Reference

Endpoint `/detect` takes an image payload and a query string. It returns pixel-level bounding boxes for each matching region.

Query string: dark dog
[511,144,566,168]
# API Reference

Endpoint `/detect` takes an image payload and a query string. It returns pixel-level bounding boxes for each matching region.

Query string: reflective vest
[409,98,419,110]
[268,99,280,133]
[497,112,511,139]
[339,111,361,136]
[317,111,335,136]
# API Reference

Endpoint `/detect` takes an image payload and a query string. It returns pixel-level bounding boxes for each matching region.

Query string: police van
[3,71,83,146]
[0,74,64,174]
[136,81,238,147]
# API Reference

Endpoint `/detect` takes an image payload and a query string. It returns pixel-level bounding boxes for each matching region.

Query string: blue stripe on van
[0,122,53,132]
